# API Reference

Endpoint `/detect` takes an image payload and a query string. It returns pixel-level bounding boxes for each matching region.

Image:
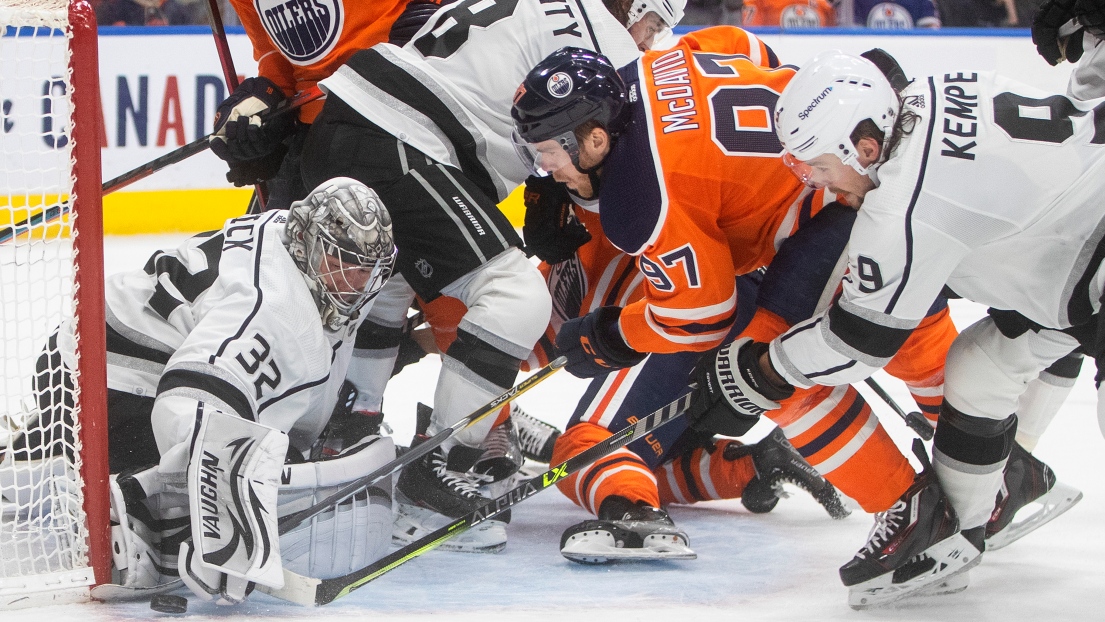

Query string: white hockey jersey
[772,65,1105,389]
[104,211,365,455]
[318,0,641,203]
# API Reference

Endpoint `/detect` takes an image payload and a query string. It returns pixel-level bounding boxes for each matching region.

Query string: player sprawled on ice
[512,30,929,563]
[3,178,398,605]
[510,30,1082,567]
[290,0,663,555]
[679,3,1105,608]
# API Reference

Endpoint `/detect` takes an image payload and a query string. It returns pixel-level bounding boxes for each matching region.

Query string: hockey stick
[276,356,567,537]
[863,377,934,440]
[101,86,323,195]
[203,0,239,92]
[200,0,275,211]
[0,204,65,244]
[261,391,694,606]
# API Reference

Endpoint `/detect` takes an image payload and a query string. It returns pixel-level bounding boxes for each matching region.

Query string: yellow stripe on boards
[104,185,527,235]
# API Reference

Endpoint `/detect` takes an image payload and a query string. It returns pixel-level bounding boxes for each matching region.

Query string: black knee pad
[355,319,403,350]
[934,402,1017,466]
[444,328,522,389]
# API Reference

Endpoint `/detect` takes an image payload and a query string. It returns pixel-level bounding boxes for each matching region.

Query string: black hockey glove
[556,306,646,378]
[1032,0,1086,65]
[210,76,296,163]
[1077,0,1105,37]
[223,146,289,187]
[522,175,592,265]
[687,338,793,436]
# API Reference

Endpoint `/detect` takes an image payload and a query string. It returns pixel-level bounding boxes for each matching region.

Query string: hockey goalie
[0,178,399,604]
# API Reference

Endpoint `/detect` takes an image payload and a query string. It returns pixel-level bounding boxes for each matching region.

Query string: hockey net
[0,0,109,609]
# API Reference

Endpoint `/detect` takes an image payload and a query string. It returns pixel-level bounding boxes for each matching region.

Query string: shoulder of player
[598,99,666,255]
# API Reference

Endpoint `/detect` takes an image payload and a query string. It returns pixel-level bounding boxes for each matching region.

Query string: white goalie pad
[187,409,288,590]
[278,436,395,579]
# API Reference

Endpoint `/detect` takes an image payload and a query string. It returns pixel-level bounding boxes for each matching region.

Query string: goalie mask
[287,178,396,326]
[511,47,627,177]
[774,50,900,186]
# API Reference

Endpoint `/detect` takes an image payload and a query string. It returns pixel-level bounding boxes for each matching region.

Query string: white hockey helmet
[287,178,396,324]
[774,50,899,182]
[626,0,686,28]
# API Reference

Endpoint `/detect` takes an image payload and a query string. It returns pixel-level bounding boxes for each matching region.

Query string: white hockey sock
[932,449,1007,531]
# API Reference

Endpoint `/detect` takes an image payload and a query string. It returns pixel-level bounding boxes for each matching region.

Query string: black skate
[842,442,982,610]
[472,416,524,484]
[560,496,696,564]
[510,403,561,464]
[394,443,508,553]
[727,427,850,519]
[985,442,1082,551]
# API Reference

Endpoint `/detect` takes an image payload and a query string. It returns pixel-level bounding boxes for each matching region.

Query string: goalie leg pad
[181,408,288,604]
[279,436,396,578]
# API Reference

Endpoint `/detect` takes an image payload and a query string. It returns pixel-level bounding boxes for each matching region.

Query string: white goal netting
[0,0,102,609]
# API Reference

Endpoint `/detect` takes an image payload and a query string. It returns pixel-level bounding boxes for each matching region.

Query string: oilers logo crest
[866,3,914,28]
[779,4,823,28]
[547,72,574,98]
[255,0,345,65]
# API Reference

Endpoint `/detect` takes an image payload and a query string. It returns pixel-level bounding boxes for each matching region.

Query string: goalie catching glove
[179,408,288,606]
[209,77,296,186]
[687,338,794,437]
[522,175,592,265]
[556,306,646,378]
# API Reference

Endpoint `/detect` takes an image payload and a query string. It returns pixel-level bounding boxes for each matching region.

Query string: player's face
[317,251,386,305]
[784,152,874,208]
[628,12,668,51]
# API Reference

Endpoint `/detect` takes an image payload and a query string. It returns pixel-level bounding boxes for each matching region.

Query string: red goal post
[0,0,109,608]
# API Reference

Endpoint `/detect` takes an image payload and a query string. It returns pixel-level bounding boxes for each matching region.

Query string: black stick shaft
[864,377,934,440]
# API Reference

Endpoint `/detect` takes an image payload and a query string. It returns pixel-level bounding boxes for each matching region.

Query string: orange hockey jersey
[229,0,407,122]
[599,26,831,354]
[741,0,836,28]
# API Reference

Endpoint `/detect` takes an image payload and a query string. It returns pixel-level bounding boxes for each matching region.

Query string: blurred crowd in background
[89,0,1044,30]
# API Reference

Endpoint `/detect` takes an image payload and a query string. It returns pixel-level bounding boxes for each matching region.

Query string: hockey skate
[473,416,524,484]
[510,403,561,464]
[560,496,696,564]
[729,427,851,519]
[985,442,1082,551]
[392,497,508,554]
[841,446,983,610]
[395,444,509,553]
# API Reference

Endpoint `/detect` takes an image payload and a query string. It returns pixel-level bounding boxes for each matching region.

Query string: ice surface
[6,234,1101,621]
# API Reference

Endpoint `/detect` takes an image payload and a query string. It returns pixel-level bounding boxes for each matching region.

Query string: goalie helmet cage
[0,0,109,610]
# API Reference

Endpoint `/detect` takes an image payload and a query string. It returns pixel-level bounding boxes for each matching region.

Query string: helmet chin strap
[571,161,604,200]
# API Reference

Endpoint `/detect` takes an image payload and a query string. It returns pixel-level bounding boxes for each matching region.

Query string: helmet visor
[512,129,579,177]
[782,152,821,188]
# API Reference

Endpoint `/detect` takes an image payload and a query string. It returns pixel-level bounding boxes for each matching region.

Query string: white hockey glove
[687,337,794,436]
[179,408,288,606]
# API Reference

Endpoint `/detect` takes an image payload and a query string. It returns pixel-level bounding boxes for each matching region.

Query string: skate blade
[847,533,982,610]
[393,503,507,554]
[561,530,697,564]
[987,480,1082,551]
[91,579,184,602]
[391,521,507,554]
[911,570,970,598]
